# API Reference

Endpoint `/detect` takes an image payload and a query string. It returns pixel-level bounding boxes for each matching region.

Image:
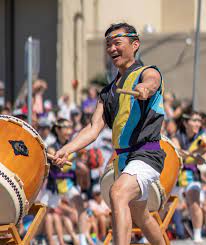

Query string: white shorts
[37,186,80,208]
[122,160,160,201]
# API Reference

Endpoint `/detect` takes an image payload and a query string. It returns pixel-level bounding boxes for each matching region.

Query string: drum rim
[0,115,49,179]
[100,167,114,208]
[161,134,183,168]
[0,114,45,149]
[149,180,166,211]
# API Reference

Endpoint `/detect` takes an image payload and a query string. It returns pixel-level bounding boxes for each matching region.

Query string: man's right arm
[53,99,106,166]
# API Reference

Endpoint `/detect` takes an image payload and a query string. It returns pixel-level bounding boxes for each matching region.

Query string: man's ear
[132,40,140,53]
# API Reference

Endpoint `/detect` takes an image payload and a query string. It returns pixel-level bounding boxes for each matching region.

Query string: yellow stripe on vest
[112,67,147,148]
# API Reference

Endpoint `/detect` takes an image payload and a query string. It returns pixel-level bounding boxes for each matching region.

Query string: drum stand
[104,195,178,245]
[0,203,46,245]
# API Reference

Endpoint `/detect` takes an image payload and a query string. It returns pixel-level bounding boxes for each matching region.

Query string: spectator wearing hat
[38,118,80,245]
[37,118,56,148]
[39,118,78,207]
[71,107,83,133]
[172,111,206,243]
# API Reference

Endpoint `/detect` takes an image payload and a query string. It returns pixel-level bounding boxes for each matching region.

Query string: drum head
[100,168,166,212]
[147,181,165,211]
[0,181,19,224]
[100,168,115,208]
[0,163,27,225]
[0,115,48,206]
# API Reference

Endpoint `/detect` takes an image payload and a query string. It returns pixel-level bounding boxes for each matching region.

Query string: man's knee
[109,182,123,204]
[110,179,134,204]
[109,182,139,206]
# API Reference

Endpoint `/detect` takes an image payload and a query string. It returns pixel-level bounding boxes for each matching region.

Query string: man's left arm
[134,68,161,100]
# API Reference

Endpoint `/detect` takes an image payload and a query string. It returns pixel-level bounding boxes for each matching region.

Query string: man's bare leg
[130,200,165,245]
[109,173,142,245]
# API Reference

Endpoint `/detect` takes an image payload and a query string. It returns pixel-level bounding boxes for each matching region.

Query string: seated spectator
[76,149,91,193]
[79,199,98,245]
[89,184,111,241]
[172,111,206,243]
[37,118,80,245]
[71,107,83,133]
[51,198,80,245]
[37,117,56,148]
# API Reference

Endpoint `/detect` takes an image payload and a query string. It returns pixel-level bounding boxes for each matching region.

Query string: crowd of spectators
[0,79,113,245]
[1,79,206,244]
[162,91,206,243]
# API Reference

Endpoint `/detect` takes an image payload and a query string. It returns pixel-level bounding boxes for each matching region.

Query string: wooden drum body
[100,135,182,212]
[0,115,49,224]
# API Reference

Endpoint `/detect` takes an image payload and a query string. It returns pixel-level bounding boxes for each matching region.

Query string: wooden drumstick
[47,153,72,167]
[116,88,140,97]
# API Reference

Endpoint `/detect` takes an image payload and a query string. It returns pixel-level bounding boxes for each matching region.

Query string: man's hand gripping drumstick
[116,87,148,100]
[117,88,140,97]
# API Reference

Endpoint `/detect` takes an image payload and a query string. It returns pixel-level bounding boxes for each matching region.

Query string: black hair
[179,110,202,133]
[51,118,72,137]
[105,22,140,43]
[182,110,201,121]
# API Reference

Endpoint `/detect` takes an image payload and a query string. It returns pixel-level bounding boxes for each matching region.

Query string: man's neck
[119,59,136,75]
[119,60,135,76]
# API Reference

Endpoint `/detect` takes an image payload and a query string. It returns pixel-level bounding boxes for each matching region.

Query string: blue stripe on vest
[119,73,141,148]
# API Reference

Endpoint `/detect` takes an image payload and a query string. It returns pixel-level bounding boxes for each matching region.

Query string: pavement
[171,238,206,244]
[32,236,206,244]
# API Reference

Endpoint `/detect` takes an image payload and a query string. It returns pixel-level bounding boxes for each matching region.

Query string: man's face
[106,28,139,71]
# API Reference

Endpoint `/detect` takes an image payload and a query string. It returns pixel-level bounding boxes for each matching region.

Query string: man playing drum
[53,22,166,245]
